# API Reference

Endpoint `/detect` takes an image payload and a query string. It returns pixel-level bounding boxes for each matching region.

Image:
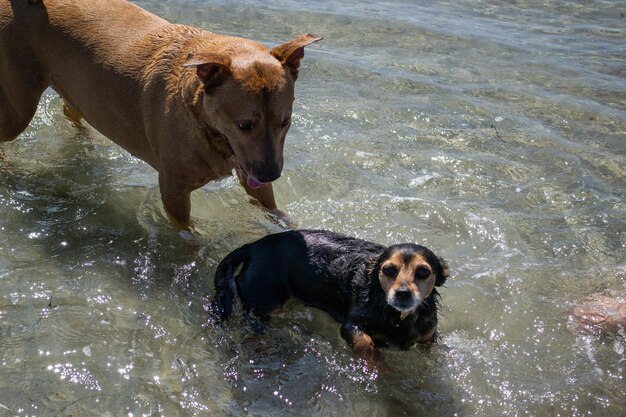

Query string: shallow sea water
[1,0,625,416]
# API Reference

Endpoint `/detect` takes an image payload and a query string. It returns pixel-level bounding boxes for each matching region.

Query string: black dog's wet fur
[212,229,448,354]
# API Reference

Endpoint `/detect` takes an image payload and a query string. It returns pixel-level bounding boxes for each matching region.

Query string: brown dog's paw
[269,209,298,229]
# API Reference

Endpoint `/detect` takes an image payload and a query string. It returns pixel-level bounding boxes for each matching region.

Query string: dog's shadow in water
[209,302,465,415]
[0,127,206,297]
[0,118,290,304]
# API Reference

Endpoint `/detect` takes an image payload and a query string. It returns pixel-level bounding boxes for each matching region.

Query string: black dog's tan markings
[212,229,449,367]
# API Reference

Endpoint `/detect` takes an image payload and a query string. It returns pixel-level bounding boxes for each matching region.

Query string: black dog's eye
[415,267,431,280]
[382,265,398,278]
[237,121,253,131]
[280,116,291,128]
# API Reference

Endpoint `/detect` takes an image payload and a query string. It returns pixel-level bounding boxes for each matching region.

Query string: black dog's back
[213,232,303,321]
[213,230,383,322]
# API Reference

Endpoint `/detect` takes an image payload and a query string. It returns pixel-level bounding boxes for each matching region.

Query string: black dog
[212,229,448,366]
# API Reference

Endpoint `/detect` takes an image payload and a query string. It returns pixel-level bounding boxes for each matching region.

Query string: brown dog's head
[183,34,321,188]
[373,244,448,317]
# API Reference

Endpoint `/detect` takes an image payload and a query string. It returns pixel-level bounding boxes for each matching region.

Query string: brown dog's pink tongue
[246,175,268,189]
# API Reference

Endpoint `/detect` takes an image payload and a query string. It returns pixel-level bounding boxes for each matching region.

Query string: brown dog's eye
[382,265,398,278]
[281,117,291,128]
[415,267,431,280]
[237,121,253,131]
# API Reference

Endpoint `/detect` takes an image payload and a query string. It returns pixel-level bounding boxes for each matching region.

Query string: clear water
[1,0,624,415]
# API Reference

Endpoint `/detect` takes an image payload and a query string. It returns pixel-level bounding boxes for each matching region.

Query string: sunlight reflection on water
[0,0,624,416]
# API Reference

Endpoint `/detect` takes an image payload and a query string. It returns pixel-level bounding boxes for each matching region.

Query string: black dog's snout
[395,289,412,301]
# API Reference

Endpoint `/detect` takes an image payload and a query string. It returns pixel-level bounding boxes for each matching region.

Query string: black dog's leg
[240,307,272,335]
[340,322,387,370]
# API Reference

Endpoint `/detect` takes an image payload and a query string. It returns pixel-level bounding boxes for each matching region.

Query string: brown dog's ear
[435,257,449,287]
[183,53,232,90]
[271,33,322,79]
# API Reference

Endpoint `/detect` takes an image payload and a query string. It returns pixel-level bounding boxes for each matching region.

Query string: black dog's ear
[365,255,380,277]
[435,256,449,286]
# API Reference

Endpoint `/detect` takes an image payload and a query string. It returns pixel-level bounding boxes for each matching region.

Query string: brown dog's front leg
[341,323,387,370]
[236,167,277,209]
[159,174,192,230]
[236,168,295,227]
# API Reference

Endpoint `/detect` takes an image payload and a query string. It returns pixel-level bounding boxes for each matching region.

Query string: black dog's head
[371,244,448,317]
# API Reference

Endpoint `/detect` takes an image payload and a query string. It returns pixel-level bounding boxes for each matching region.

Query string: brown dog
[0,0,320,229]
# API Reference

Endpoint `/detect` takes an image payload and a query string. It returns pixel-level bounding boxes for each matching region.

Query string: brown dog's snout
[253,166,282,183]
[247,154,284,183]
[246,165,281,184]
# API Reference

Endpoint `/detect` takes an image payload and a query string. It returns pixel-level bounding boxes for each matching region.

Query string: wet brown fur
[570,294,626,337]
[0,0,320,229]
